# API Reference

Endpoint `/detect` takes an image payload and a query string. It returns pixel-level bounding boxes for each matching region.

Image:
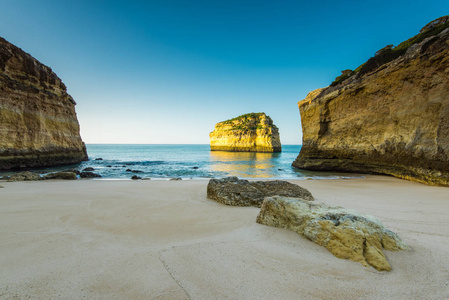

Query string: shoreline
[1,175,448,298]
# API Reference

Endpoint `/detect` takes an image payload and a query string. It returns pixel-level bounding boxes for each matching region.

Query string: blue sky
[1,0,447,144]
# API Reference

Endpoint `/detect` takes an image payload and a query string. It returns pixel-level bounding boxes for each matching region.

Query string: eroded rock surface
[210,113,281,152]
[0,37,87,170]
[207,177,313,207]
[256,196,408,271]
[293,17,449,186]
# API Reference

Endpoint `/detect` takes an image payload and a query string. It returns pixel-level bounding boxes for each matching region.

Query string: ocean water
[1,144,358,180]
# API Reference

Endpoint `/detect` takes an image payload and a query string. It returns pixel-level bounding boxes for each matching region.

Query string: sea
[2,144,359,180]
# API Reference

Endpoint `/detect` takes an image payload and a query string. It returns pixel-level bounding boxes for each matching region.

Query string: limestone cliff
[210,113,281,152]
[293,16,449,186]
[0,37,87,170]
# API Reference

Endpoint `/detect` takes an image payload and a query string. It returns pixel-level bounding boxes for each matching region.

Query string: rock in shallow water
[79,171,102,178]
[256,196,409,271]
[207,177,314,207]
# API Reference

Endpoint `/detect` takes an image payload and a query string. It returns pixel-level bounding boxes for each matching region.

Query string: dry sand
[0,176,448,299]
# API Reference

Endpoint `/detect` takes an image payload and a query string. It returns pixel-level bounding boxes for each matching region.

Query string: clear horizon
[1,1,447,144]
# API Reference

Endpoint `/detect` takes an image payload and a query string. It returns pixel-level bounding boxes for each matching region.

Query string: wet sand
[0,176,448,299]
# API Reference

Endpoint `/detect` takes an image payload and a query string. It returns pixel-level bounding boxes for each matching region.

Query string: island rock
[210,113,281,152]
[256,196,409,271]
[293,17,449,186]
[0,37,87,170]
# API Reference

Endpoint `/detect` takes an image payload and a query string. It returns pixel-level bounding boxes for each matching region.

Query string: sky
[0,0,448,144]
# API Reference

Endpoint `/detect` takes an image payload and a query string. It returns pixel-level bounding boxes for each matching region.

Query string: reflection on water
[209,151,281,178]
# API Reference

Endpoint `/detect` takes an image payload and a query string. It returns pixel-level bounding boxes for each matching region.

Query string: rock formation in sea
[207,177,313,207]
[293,16,449,186]
[210,113,281,152]
[256,196,409,271]
[0,37,87,170]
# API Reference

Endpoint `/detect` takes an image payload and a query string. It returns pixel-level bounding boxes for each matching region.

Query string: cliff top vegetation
[330,15,449,86]
[217,112,277,131]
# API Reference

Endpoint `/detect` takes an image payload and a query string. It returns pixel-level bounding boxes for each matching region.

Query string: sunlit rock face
[293,17,449,186]
[0,37,87,170]
[210,112,281,153]
[256,196,409,271]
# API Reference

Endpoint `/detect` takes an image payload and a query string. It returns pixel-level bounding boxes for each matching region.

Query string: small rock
[126,169,132,172]
[7,171,41,182]
[122,165,127,167]
[192,167,199,169]
[44,172,77,180]
[107,165,112,167]
[95,158,103,160]
[0,185,4,188]
[142,178,151,180]
[278,168,283,171]
[170,177,182,181]
[131,170,143,173]
[131,175,142,180]
[83,167,95,172]
[80,171,102,178]
[64,169,81,175]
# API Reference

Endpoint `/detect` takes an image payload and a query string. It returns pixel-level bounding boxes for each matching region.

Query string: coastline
[1,176,448,299]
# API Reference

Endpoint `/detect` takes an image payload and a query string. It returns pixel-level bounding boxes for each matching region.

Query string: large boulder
[7,171,41,182]
[79,171,102,178]
[256,196,408,271]
[207,177,314,207]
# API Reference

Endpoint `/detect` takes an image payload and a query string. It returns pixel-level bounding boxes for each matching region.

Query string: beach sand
[0,176,448,299]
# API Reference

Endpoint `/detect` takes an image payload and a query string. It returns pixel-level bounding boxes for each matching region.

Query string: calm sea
[2,144,358,180]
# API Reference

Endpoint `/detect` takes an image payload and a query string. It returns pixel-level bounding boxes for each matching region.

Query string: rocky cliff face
[0,37,87,170]
[293,17,449,186]
[210,113,281,152]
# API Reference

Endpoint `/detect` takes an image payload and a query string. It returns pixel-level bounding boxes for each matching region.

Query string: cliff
[293,16,449,186]
[210,113,281,152]
[0,37,87,170]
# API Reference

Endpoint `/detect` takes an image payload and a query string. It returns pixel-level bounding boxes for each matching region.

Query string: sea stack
[210,112,281,152]
[0,37,87,170]
[293,16,449,186]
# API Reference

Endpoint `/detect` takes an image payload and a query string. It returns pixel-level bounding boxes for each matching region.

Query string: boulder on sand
[7,171,41,182]
[256,196,409,271]
[207,177,314,207]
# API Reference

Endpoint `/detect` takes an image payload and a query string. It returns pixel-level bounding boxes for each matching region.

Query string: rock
[293,17,449,186]
[141,178,151,180]
[131,175,141,180]
[131,170,143,173]
[7,171,41,181]
[43,172,77,180]
[210,112,281,152]
[79,171,102,178]
[106,165,112,167]
[64,169,81,175]
[192,166,199,169]
[256,196,408,271]
[0,185,4,188]
[95,158,103,161]
[170,177,182,181]
[126,169,132,172]
[122,165,127,167]
[0,37,88,170]
[207,177,314,207]
[83,167,95,172]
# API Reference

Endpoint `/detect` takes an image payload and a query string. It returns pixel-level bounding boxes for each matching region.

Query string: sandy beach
[0,176,448,299]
